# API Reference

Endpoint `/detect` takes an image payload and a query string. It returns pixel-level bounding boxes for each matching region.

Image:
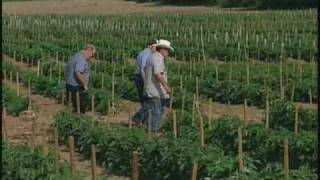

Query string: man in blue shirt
[65,44,96,113]
[132,39,158,125]
[142,39,173,135]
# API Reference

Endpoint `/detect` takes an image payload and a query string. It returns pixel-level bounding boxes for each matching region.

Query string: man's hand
[164,85,171,93]
[83,85,88,92]
[155,73,170,93]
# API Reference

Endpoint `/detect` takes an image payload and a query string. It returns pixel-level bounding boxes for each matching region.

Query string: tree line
[128,0,317,9]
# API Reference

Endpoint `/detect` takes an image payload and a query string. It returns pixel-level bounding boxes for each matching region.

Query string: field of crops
[2,9,317,180]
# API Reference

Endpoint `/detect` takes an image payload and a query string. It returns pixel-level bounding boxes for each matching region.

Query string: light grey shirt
[143,51,169,99]
[135,48,152,75]
[65,52,90,87]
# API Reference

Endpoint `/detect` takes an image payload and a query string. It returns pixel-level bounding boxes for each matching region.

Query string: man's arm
[75,72,87,89]
[155,73,170,93]
[75,59,88,91]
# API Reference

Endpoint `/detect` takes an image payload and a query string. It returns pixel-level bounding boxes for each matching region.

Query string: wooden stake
[173,110,177,138]
[58,65,62,85]
[10,71,13,83]
[31,117,36,151]
[180,76,183,92]
[16,72,20,96]
[27,79,32,106]
[280,60,284,99]
[112,65,115,113]
[3,69,7,82]
[291,83,295,102]
[267,61,270,75]
[299,64,302,82]
[91,95,95,113]
[41,134,48,156]
[192,94,196,127]
[265,99,269,129]
[200,115,205,147]
[238,127,244,170]
[37,61,40,76]
[229,62,233,81]
[76,92,80,114]
[147,111,152,142]
[294,104,298,135]
[49,65,53,80]
[101,74,104,89]
[54,128,59,174]
[196,76,199,101]
[2,108,7,141]
[191,162,198,180]
[246,62,250,85]
[284,138,289,179]
[69,136,75,175]
[121,67,125,81]
[244,99,247,125]
[181,90,185,119]
[68,92,72,108]
[128,112,132,128]
[91,144,97,180]
[215,64,219,81]
[169,88,174,110]
[309,89,312,105]
[132,151,139,180]
[208,98,212,129]
[61,90,65,106]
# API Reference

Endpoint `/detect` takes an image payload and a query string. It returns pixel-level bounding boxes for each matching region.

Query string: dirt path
[3,79,131,179]
[4,53,316,124]
[200,101,264,123]
[3,0,218,15]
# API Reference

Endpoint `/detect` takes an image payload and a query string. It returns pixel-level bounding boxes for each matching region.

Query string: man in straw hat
[65,44,96,113]
[132,39,158,125]
[142,39,174,135]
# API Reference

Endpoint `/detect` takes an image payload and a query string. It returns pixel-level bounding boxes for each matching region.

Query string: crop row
[3,56,316,116]
[2,85,29,116]
[2,10,317,62]
[6,51,317,105]
[52,106,317,179]
[2,142,85,180]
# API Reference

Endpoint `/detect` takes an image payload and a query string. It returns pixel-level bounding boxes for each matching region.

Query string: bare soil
[3,0,218,15]
[3,54,316,179]
[200,101,264,123]
[3,79,131,179]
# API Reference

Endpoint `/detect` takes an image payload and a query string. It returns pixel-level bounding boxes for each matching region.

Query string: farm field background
[2,1,317,179]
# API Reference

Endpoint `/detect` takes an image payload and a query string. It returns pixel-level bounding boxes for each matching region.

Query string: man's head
[148,39,158,53]
[81,44,96,61]
[156,39,174,59]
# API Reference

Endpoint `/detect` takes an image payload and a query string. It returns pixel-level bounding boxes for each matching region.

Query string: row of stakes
[4,54,315,106]
[3,68,306,135]
[2,109,289,180]
[2,68,303,179]
[3,105,292,180]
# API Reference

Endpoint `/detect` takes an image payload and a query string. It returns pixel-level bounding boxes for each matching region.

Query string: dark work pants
[134,74,146,104]
[66,84,88,113]
[132,74,147,123]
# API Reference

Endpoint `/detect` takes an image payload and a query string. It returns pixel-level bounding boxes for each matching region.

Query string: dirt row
[2,54,315,179]
[3,0,218,15]
[3,54,268,122]
[3,79,131,180]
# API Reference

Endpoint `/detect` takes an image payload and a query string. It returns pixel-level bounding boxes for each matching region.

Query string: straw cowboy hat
[156,39,174,52]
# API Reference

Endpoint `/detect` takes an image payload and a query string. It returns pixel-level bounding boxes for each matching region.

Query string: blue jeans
[142,97,166,134]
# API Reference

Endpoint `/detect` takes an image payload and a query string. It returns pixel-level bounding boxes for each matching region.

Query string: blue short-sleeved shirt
[65,52,90,87]
[135,48,152,75]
